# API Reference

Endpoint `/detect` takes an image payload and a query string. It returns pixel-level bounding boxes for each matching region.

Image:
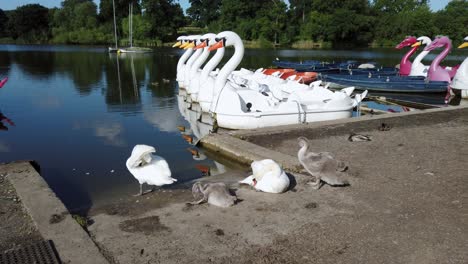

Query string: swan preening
[173,31,367,130]
[240,159,290,193]
[126,144,177,196]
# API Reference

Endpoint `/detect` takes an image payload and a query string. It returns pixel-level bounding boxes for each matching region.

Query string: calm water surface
[0,45,464,210]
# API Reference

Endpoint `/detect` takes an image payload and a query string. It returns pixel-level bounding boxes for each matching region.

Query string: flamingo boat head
[424,36,451,51]
[396,36,417,49]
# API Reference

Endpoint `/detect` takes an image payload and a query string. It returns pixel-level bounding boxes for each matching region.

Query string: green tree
[434,0,468,42]
[6,4,50,42]
[372,0,432,44]
[99,0,141,22]
[373,0,429,13]
[122,14,151,41]
[0,9,7,37]
[141,0,185,41]
[289,0,313,24]
[187,0,222,27]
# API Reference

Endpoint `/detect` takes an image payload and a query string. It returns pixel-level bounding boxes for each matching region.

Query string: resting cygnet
[297,136,349,189]
[189,182,237,207]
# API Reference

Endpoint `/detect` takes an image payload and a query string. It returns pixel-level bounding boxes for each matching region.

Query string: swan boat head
[173,36,186,48]
[194,33,217,50]
[411,36,432,48]
[458,36,468,49]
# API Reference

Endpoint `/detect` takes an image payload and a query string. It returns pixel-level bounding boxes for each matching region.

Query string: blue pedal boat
[321,74,449,93]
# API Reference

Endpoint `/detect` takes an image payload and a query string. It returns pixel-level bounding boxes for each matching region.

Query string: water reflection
[0,111,14,131]
[176,92,227,177]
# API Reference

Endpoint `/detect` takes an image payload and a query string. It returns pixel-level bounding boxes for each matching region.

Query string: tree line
[0,0,466,47]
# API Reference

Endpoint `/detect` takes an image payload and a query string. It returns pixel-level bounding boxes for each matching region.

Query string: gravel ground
[86,112,468,264]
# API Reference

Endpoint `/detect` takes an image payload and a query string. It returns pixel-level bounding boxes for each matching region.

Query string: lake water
[0,44,465,211]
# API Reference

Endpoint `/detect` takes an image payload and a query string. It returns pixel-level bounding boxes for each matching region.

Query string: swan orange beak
[184,42,195,49]
[179,42,189,48]
[172,41,182,48]
[411,41,422,48]
[458,42,468,49]
[194,41,207,50]
[208,40,224,51]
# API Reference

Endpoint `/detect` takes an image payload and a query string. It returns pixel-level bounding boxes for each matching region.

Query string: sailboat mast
[129,3,133,48]
[112,0,118,48]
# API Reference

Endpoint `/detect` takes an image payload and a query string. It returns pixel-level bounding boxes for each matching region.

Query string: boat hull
[216,109,352,130]
[322,75,448,93]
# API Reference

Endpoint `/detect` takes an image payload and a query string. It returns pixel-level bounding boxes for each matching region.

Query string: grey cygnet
[190,182,237,207]
[297,137,350,189]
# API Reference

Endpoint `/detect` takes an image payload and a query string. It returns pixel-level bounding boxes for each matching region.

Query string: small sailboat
[118,3,153,54]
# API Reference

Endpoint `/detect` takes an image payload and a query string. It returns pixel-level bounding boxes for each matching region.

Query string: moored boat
[321,74,448,93]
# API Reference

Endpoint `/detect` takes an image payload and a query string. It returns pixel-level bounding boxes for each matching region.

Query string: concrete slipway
[2,106,468,264]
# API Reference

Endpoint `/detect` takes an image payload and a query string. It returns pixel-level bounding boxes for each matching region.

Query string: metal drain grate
[0,240,61,264]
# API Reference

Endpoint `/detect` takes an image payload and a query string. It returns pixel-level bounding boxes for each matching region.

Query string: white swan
[409,36,432,77]
[126,144,177,196]
[451,36,468,97]
[240,159,290,193]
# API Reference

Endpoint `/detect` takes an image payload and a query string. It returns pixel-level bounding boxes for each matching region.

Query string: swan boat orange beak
[194,40,207,50]
[208,38,225,51]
